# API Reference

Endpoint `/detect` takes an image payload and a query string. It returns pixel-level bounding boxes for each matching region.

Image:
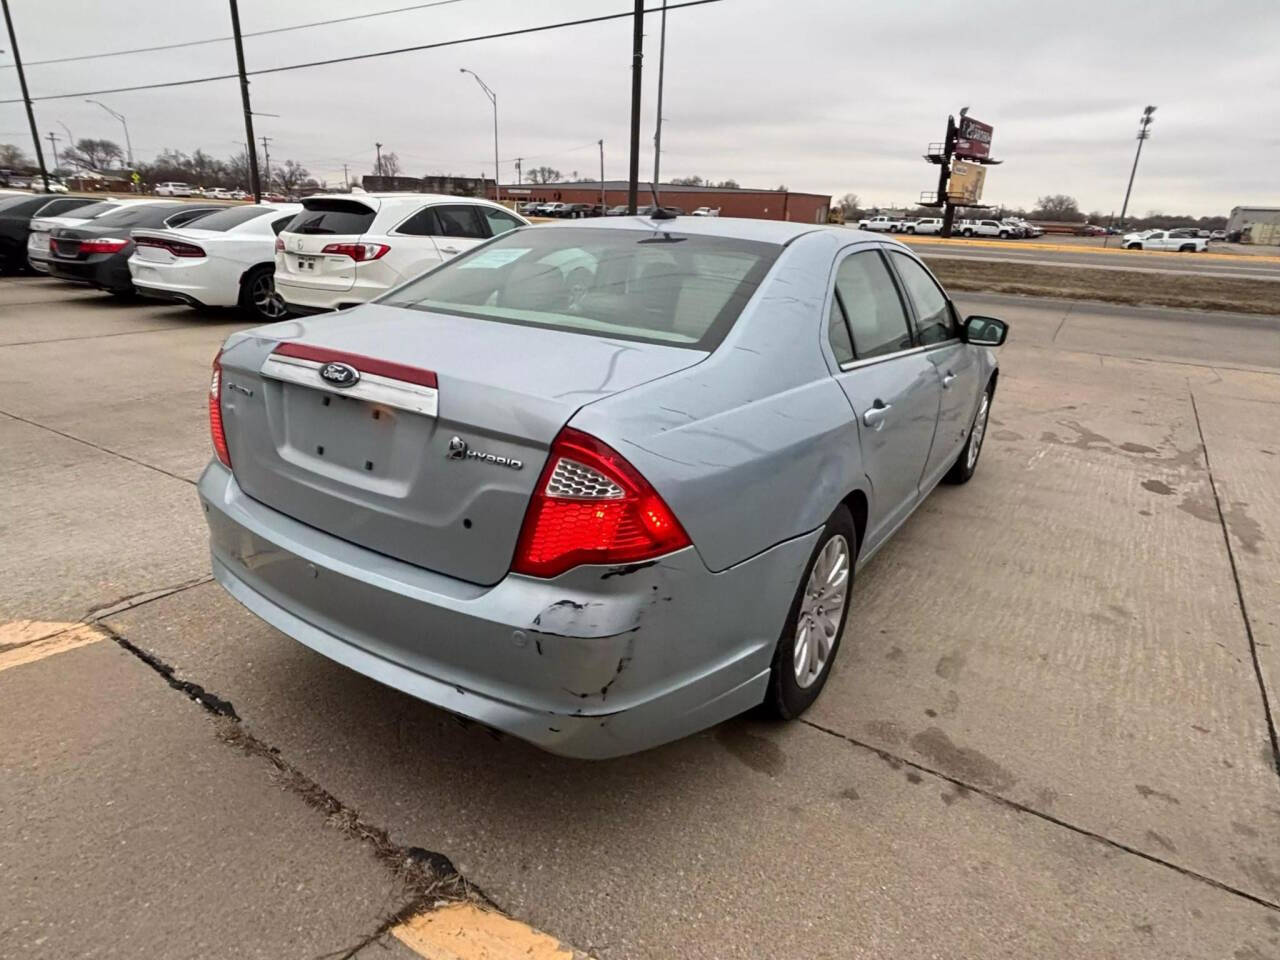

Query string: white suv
[154,182,194,197]
[905,217,942,235]
[958,219,1015,238]
[273,193,529,313]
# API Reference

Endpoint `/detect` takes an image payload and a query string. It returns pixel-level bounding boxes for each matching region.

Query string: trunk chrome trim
[260,354,439,417]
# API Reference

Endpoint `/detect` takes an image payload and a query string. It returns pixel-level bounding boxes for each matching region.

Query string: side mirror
[963,315,1008,346]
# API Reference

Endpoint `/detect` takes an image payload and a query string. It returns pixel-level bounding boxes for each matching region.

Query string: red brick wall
[494,186,830,223]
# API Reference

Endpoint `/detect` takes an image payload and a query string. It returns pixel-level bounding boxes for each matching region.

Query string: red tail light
[274,236,284,253]
[321,241,390,261]
[134,236,205,258]
[512,428,690,578]
[78,237,129,254]
[209,352,232,469]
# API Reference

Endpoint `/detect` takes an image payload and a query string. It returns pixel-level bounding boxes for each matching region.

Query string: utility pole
[375,142,383,178]
[259,135,272,192]
[1118,105,1156,230]
[228,0,262,202]
[45,131,60,172]
[1,0,51,191]
[652,0,668,190]
[626,0,644,214]
[599,139,605,212]
[343,163,349,190]
[937,114,958,237]
[515,158,522,184]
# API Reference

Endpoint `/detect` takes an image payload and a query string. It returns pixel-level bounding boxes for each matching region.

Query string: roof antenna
[648,181,677,219]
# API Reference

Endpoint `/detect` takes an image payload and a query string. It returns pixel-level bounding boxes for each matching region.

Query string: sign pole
[938,116,956,238]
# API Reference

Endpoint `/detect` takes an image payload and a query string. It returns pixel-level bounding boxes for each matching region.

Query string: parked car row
[517,201,688,219]
[856,215,1043,239]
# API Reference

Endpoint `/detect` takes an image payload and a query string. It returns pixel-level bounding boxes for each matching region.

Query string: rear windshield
[90,203,179,227]
[285,199,375,236]
[180,205,273,232]
[58,201,121,220]
[382,227,781,349]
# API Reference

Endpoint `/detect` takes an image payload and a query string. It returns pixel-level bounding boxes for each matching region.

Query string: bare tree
[1032,194,1083,221]
[63,138,124,171]
[839,192,861,216]
[372,151,401,177]
[711,178,739,189]
[273,159,310,194]
[670,175,704,186]
[526,165,563,184]
[0,143,29,168]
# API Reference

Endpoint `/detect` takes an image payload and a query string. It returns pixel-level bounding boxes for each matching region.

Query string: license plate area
[296,254,318,271]
[281,384,418,479]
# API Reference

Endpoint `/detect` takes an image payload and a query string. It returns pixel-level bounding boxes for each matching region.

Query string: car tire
[1179,244,1194,252]
[999,231,1009,238]
[943,383,994,485]
[239,264,288,321]
[906,226,916,234]
[962,229,974,237]
[1128,243,1142,250]
[764,504,856,720]
[889,225,899,233]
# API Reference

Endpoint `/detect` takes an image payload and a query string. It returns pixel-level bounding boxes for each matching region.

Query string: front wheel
[1127,243,1142,250]
[944,386,992,485]
[999,231,1009,238]
[765,505,855,720]
[1179,244,1195,252]
[906,226,916,234]
[962,228,974,237]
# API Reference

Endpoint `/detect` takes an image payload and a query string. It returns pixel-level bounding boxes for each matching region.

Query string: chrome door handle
[440,246,460,255]
[862,402,892,429]
[941,373,956,389]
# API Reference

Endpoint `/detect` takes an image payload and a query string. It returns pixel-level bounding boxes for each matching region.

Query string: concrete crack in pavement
[1190,389,1280,779]
[95,621,502,956]
[0,407,196,486]
[798,717,1280,913]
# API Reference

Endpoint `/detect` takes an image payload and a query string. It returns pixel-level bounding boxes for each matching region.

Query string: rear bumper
[45,256,131,292]
[275,274,387,312]
[198,461,817,758]
[128,257,234,308]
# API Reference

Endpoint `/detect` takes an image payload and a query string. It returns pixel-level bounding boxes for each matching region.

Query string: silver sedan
[199,216,1007,758]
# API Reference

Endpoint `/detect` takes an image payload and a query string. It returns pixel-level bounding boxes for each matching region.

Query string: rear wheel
[889,225,899,233]
[906,225,916,234]
[944,385,993,485]
[240,265,288,321]
[765,505,855,719]
[1179,244,1195,252]
[963,228,974,237]
[999,230,1009,238]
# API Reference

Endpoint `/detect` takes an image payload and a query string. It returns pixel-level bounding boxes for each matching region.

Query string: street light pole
[2,0,51,191]
[1118,105,1156,231]
[460,68,499,203]
[652,0,667,190]
[626,0,644,215]
[84,99,132,166]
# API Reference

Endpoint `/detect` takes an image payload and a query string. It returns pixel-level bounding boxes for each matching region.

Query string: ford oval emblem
[319,362,360,388]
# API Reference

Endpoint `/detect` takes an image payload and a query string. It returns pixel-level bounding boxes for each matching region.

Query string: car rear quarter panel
[572,230,864,573]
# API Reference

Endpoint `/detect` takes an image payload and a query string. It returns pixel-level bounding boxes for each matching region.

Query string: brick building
[492,181,831,223]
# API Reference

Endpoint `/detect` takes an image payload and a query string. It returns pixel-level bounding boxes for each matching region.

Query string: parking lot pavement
[2,277,1279,958]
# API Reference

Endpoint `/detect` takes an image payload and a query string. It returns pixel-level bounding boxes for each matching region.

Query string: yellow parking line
[898,234,1280,264]
[392,903,578,960]
[0,620,106,673]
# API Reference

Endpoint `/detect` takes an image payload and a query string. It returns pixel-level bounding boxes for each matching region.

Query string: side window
[828,295,855,365]
[271,216,293,235]
[834,251,912,360]
[890,252,956,345]
[395,207,439,237]
[482,207,523,237]
[432,204,487,239]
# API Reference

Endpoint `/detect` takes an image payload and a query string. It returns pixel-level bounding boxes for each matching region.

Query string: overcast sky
[2,0,1276,216]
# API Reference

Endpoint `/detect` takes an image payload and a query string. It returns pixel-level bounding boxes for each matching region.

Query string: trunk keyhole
[463,518,473,529]
[316,445,324,456]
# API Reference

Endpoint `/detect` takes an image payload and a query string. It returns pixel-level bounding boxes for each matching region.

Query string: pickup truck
[691,206,720,217]
[957,219,1016,238]
[904,218,942,235]
[1122,230,1208,252]
[857,215,903,233]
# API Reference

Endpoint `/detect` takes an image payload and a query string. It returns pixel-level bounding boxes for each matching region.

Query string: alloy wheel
[252,273,288,319]
[793,534,850,688]
[967,391,991,471]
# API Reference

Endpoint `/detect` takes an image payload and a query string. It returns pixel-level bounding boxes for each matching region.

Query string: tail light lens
[274,236,284,253]
[134,236,205,258]
[321,242,390,261]
[209,352,232,469]
[512,427,690,578]
[78,237,129,254]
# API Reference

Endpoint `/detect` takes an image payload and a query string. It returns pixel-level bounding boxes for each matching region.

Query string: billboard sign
[948,161,986,203]
[955,116,994,160]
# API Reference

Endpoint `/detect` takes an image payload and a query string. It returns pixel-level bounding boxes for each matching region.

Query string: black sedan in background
[0,194,98,272]
[45,202,220,295]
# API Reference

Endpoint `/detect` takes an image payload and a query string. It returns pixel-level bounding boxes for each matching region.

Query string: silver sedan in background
[199,217,1007,758]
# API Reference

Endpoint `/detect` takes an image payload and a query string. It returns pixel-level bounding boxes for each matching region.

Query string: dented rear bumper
[198,461,818,758]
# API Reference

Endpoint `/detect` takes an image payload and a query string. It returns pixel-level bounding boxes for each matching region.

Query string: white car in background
[691,206,720,217]
[904,217,942,234]
[273,193,528,313]
[154,182,194,197]
[856,215,903,233]
[957,219,1016,238]
[1122,229,1208,252]
[127,203,301,320]
[27,197,155,273]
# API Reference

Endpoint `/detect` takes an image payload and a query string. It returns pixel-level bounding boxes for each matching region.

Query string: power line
[0,0,474,70]
[0,0,725,105]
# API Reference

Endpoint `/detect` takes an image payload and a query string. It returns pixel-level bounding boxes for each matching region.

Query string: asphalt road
[2,278,1279,959]
[899,235,1280,281]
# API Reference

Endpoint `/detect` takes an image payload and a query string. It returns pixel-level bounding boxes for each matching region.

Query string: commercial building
[493,181,832,223]
[1226,206,1280,245]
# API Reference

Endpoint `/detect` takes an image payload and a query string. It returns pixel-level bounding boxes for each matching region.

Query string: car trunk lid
[218,302,705,584]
